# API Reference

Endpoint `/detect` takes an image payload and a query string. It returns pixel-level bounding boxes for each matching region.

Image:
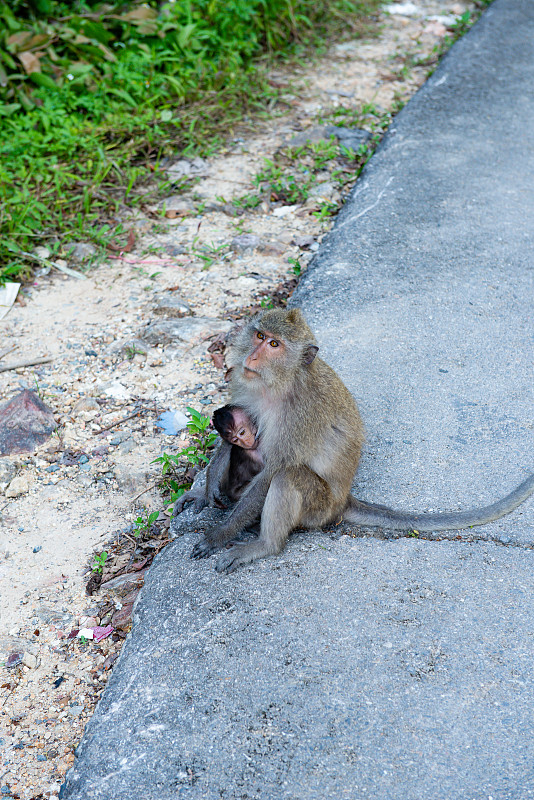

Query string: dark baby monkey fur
[172,405,263,514]
[212,405,263,502]
[177,308,534,573]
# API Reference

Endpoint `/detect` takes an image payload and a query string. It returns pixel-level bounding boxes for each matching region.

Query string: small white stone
[5,473,34,498]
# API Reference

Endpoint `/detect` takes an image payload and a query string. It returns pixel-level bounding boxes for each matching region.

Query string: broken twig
[19,249,88,280]
[93,406,143,436]
[0,356,52,374]
[129,481,159,504]
[0,345,17,361]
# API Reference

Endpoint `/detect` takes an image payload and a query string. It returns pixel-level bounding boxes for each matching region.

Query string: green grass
[229,104,394,213]
[0,0,384,285]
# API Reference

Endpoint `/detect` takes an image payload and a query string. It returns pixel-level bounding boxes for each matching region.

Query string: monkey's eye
[239,429,246,436]
[269,340,279,347]
[256,331,265,341]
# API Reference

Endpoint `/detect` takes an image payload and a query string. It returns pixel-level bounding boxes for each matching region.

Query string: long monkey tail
[344,472,534,532]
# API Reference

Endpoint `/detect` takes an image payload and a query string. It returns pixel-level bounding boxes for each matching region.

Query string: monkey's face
[225,409,258,449]
[242,328,285,381]
[232,309,319,388]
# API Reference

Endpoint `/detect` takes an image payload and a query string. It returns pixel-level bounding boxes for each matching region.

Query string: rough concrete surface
[61,1,534,798]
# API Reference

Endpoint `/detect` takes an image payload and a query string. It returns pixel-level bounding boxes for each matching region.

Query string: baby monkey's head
[212,405,258,450]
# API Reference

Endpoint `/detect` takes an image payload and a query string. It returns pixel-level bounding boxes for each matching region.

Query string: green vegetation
[229,104,394,218]
[153,406,218,511]
[133,508,159,537]
[91,549,108,573]
[0,0,384,285]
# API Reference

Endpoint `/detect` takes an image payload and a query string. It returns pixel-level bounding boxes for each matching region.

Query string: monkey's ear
[286,308,304,325]
[303,345,319,365]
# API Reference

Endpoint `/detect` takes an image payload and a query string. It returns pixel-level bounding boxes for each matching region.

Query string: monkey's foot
[215,541,271,573]
[190,537,218,559]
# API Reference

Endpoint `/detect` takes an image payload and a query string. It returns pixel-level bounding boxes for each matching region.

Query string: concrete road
[61,1,534,798]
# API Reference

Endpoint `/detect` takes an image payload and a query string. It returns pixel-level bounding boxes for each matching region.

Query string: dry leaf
[18,51,41,75]
[124,229,136,252]
[120,7,158,21]
[6,31,33,51]
[210,352,225,369]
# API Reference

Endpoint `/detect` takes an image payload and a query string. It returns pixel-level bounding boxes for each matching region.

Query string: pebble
[142,317,232,347]
[72,397,100,415]
[230,233,261,252]
[0,459,16,491]
[22,652,38,669]
[153,294,193,318]
[5,473,34,498]
[68,242,97,263]
[325,125,372,150]
[258,240,287,256]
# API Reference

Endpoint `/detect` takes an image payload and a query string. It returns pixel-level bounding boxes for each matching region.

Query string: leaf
[105,86,137,107]
[0,103,21,116]
[177,24,197,50]
[72,34,92,45]
[120,7,158,22]
[160,109,172,122]
[4,239,21,253]
[6,31,33,52]
[29,72,56,90]
[24,33,51,50]
[81,21,112,45]
[96,42,117,63]
[18,51,41,75]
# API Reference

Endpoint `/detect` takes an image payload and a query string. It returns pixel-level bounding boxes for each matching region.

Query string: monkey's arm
[173,440,232,517]
[191,470,271,558]
[205,438,232,507]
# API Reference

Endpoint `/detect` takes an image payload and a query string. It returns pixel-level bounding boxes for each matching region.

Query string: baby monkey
[172,404,263,515]
[212,404,263,502]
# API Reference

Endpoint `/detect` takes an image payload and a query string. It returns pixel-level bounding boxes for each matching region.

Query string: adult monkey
[179,308,534,573]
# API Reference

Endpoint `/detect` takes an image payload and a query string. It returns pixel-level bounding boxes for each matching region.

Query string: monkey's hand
[190,536,219,559]
[215,540,268,573]
[172,488,207,517]
[205,481,226,509]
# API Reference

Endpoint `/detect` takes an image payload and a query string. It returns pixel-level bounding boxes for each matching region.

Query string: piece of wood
[0,345,17,360]
[19,249,87,280]
[0,356,52,373]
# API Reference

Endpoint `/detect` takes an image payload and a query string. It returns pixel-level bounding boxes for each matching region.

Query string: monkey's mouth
[243,366,260,377]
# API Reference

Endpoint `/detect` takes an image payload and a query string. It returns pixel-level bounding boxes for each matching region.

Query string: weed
[133,510,159,538]
[92,550,108,574]
[152,406,218,511]
[125,345,145,361]
[313,201,338,220]
[232,193,263,211]
[309,136,339,170]
[288,256,303,276]
[190,237,228,270]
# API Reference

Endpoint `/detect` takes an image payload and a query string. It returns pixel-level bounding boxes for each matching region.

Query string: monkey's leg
[215,467,332,573]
